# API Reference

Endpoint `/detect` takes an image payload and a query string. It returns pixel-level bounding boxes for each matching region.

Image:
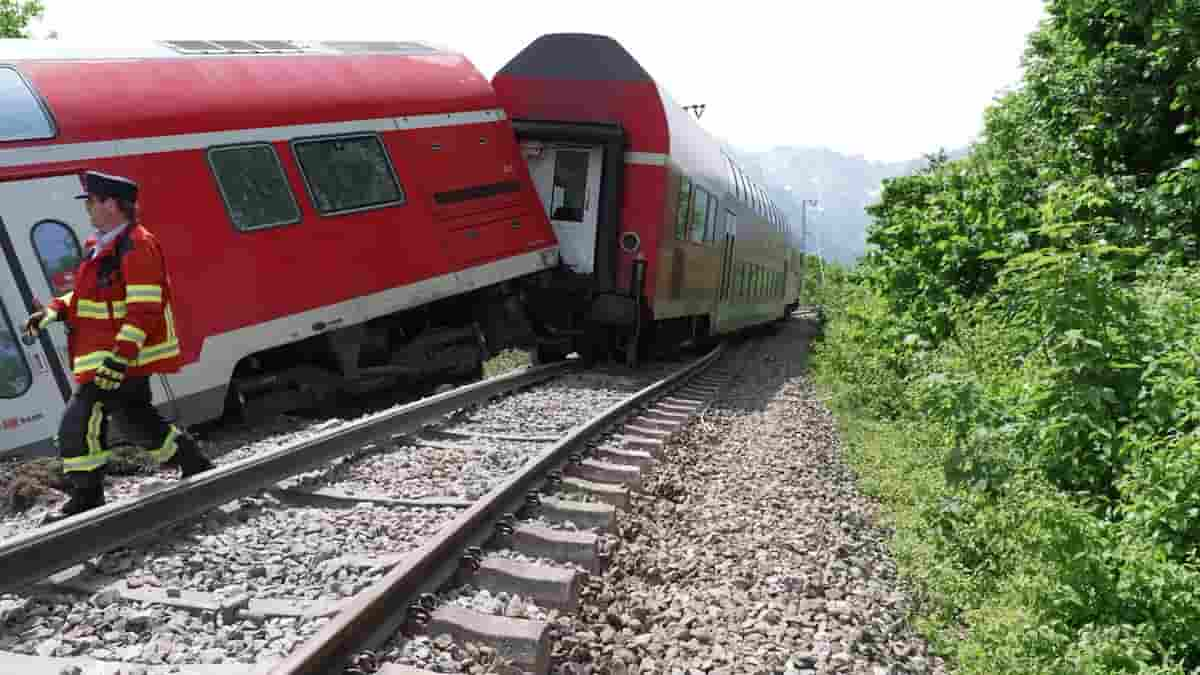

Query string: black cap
[74,170,139,202]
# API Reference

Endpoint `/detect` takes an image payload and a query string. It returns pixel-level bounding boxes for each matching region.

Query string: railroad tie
[565,457,643,490]
[559,476,630,509]
[510,524,601,575]
[425,604,550,674]
[538,496,617,532]
[592,446,656,469]
[472,557,583,611]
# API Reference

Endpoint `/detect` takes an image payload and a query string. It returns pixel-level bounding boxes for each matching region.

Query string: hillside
[731,146,966,265]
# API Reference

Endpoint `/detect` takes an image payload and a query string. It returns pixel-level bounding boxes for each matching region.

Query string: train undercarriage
[220,281,542,420]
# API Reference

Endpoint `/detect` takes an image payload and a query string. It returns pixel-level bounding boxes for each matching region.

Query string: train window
[292,133,406,216]
[550,150,590,222]
[675,177,692,240]
[724,209,737,238]
[690,186,711,243]
[31,221,82,296]
[0,67,55,143]
[726,157,741,201]
[705,195,720,242]
[0,301,32,399]
[209,144,302,231]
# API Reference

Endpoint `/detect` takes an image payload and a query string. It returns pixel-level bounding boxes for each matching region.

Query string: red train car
[0,39,559,458]
[493,34,801,363]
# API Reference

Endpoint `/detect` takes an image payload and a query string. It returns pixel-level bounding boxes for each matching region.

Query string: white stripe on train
[0,109,673,170]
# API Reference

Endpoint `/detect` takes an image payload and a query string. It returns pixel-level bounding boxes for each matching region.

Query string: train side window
[31,220,82,296]
[705,195,720,242]
[0,301,32,399]
[690,186,711,243]
[724,209,737,238]
[0,67,56,143]
[726,157,741,201]
[208,143,302,231]
[292,133,406,216]
[675,177,692,240]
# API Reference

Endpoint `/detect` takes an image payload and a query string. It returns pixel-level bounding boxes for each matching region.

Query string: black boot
[167,431,214,479]
[42,469,105,524]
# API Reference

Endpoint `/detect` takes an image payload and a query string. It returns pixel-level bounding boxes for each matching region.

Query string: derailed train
[0,34,804,458]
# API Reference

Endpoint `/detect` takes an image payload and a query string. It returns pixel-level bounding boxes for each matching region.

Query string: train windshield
[0,68,55,142]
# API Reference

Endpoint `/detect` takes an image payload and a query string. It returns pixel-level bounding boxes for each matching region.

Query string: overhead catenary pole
[800,198,821,290]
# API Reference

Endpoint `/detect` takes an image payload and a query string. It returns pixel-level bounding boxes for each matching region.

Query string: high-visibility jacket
[42,224,183,384]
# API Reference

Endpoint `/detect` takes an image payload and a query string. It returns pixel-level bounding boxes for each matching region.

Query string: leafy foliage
[0,0,42,38]
[811,1,1200,672]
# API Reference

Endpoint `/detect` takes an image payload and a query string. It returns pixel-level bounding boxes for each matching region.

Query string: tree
[0,0,43,38]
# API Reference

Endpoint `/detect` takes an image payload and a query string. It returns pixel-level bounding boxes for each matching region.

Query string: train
[0,35,805,459]
[494,34,804,364]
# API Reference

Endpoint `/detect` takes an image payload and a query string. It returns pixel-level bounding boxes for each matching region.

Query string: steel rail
[271,342,725,675]
[0,360,578,593]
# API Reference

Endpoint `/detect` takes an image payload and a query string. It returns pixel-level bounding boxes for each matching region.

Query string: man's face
[83,194,121,231]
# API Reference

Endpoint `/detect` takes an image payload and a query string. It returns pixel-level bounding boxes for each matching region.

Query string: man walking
[24,170,213,522]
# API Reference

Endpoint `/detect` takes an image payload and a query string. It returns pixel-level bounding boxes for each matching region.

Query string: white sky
[29,0,1048,163]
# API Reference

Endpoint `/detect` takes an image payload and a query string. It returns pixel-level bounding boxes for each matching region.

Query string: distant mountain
[732,145,968,265]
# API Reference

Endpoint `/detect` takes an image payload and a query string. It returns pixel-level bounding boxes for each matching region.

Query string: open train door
[0,176,95,457]
[525,143,604,275]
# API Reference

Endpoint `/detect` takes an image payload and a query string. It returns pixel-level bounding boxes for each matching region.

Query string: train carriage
[0,39,560,458]
[493,33,803,363]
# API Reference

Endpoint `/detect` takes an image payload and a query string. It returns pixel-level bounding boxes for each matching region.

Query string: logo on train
[2,412,44,431]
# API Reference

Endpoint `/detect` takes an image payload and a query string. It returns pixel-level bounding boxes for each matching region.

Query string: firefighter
[23,170,214,522]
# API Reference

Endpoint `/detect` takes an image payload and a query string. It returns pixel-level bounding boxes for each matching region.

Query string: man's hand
[23,309,53,337]
[94,357,127,391]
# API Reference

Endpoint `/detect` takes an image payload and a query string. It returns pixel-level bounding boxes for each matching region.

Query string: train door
[0,260,64,456]
[527,145,603,275]
[0,176,93,456]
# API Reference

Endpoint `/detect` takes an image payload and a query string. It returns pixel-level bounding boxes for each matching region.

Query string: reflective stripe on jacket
[44,224,184,383]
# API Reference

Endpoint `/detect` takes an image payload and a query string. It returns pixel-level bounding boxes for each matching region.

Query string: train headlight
[540,248,559,268]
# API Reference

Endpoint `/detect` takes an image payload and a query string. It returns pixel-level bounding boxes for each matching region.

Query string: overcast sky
[30,0,1048,163]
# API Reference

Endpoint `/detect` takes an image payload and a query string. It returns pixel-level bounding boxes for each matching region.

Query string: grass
[483,348,532,379]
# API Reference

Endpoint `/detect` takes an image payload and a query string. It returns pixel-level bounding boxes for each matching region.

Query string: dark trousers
[58,376,181,473]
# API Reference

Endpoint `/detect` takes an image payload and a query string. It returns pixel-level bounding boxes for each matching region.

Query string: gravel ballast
[546,318,945,675]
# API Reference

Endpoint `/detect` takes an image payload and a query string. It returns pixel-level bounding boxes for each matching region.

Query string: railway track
[0,343,727,674]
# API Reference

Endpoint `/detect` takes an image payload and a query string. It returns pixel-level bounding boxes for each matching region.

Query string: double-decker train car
[493,33,803,363]
[0,39,560,458]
